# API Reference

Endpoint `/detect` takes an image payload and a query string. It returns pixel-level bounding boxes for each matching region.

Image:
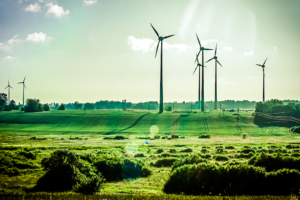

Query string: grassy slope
[0,110,289,137]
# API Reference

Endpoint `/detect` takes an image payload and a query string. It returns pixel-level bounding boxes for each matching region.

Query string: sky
[0,0,300,104]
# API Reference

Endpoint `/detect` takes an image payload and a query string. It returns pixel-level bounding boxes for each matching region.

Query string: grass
[0,110,300,197]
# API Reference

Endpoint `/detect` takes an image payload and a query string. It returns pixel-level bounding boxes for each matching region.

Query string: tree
[84,103,94,110]
[58,104,65,110]
[165,105,172,111]
[9,100,18,110]
[0,93,10,111]
[43,104,50,111]
[74,101,82,109]
[24,99,43,112]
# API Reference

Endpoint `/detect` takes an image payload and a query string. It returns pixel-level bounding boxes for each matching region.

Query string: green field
[0,109,291,137]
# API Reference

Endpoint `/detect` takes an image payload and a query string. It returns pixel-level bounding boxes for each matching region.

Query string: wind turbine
[4,80,13,104]
[18,76,26,106]
[256,58,268,103]
[195,33,213,112]
[206,44,223,110]
[150,23,175,113]
[193,53,206,110]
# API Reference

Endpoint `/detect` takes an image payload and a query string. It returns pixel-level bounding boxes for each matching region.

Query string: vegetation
[57,104,65,110]
[25,99,43,112]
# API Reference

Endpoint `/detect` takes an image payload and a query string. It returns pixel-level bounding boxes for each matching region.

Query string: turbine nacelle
[214,56,218,59]
[159,37,163,41]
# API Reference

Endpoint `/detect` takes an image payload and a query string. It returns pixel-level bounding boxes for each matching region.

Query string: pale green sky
[0,0,299,104]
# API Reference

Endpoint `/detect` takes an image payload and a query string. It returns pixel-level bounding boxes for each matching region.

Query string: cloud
[244,51,253,56]
[26,32,53,42]
[7,35,19,45]
[46,3,70,18]
[83,0,97,5]
[201,39,217,45]
[127,36,191,53]
[24,3,41,12]
[224,47,233,52]
[4,56,16,60]
[267,45,277,54]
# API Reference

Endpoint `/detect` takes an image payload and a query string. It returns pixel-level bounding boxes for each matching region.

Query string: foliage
[214,154,229,161]
[0,93,10,111]
[134,153,145,157]
[199,135,211,138]
[180,148,193,153]
[169,149,177,153]
[156,148,164,154]
[235,152,255,159]
[163,162,300,195]
[36,149,105,194]
[43,104,50,111]
[24,99,43,112]
[171,135,179,139]
[291,126,300,133]
[58,104,65,110]
[9,100,18,110]
[171,154,207,171]
[151,158,177,168]
[103,135,128,140]
[165,105,172,111]
[84,103,94,110]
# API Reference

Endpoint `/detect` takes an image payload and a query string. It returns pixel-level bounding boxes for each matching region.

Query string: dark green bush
[161,136,166,139]
[180,148,193,153]
[199,135,211,138]
[43,104,50,111]
[36,149,105,194]
[154,135,161,139]
[214,154,229,161]
[160,153,171,157]
[134,153,145,158]
[19,151,36,160]
[240,148,255,154]
[141,167,152,177]
[225,146,235,149]
[103,135,128,140]
[156,148,164,154]
[171,135,179,139]
[180,136,185,139]
[171,154,207,171]
[169,149,177,153]
[24,99,43,112]
[286,144,300,149]
[236,152,255,159]
[151,158,177,168]
[165,105,172,111]
[163,162,300,195]
[138,137,150,139]
[249,152,300,172]
[57,104,65,110]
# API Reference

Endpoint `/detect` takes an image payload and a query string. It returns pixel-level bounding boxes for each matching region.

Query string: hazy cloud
[26,32,53,42]
[127,36,191,53]
[224,47,233,51]
[46,3,70,18]
[83,0,97,5]
[24,3,41,12]
[4,56,16,60]
[7,35,19,45]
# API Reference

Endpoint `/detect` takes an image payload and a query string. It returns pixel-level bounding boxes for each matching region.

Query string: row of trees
[0,93,19,111]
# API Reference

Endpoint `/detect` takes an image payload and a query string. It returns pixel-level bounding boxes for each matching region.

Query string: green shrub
[292,153,300,157]
[154,135,160,139]
[171,135,179,139]
[36,149,105,194]
[18,151,37,160]
[134,153,145,158]
[180,136,185,139]
[138,137,150,139]
[236,152,255,159]
[103,135,128,140]
[180,148,193,153]
[216,148,223,154]
[165,105,172,111]
[171,154,207,171]
[156,148,164,154]
[57,104,65,110]
[160,153,171,157]
[291,126,300,134]
[24,99,43,112]
[43,104,50,111]
[169,149,177,153]
[225,146,235,149]
[201,148,209,153]
[199,135,211,138]
[161,136,166,139]
[199,154,211,159]
[163,162,300,195]
[249,152,300,172]
[141,167,152,177]
[286,144,300,149]
[214,154,229,161]
[151,158,177,168]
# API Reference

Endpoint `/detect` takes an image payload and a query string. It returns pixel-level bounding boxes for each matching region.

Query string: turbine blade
[155,41,160,58]
[195,50,201,64]
[18,82,22,84]
[193,66,198,75]
[215,44,217,56]
[4,86,8,89]
[196,33,201,48]
[206,58,214,63]
[24,84,26,89]
[204,48,213,50]
[23,76,26,82]
[263,57,268,65]
[10,86,13,89]
[256,64,262,66]
[150,23,159,37]
[164,34,175,39]
[217,60,223,67]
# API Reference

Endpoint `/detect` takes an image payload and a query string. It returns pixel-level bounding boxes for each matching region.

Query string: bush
[43,104,50,111]
[171,135,179,139]
[134,153,145,158]
[161,136,166,139]
[291,126,300,133]
[36,149,105,194]
[138,137,150,139]
[214,154,229,161]
[236,152,255,159]
[151,158,177,168]
[160,153,171,157]
[165,105,172,111]
[163,162,300,195]
[249,152,300,172]
[24,99,43,112]
[180,148,193,153]
[141,167,152,177]
[171,154,207,171]
[199,135,211,138]
[103,135,128,140]
[58,104,65,110]
[240,148,255,154]
[169,149,177,153]
[180,136,185,139]
[154,135,161,139]
[225,146,235,149]
[199,154,211,159]
[156,148,164,154]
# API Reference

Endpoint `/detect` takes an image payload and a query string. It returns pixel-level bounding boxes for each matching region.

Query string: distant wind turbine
[150,23,175,113]
[256,58,268,103]
[4,79,13,104]
[195,33,213,112]
[206,44,223,110]
[18,76,26,106]
[193,53,206,110]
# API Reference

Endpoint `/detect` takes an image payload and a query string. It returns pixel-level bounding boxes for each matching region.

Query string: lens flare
[149,125,159,137]
[125,142,138,155]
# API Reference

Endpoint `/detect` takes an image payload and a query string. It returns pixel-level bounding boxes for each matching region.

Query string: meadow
[0,109,300,199]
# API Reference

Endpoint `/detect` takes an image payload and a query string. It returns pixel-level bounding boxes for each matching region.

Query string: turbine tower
[150,23,175,113]
[206,44,223,110]
[18,76,26,106]
[195,33,213,112]
[256,58,268,103]
[193,53,206,110]
[4,80,13,104]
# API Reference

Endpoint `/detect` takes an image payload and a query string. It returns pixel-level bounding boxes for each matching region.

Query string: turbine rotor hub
[159,37,163,41]
[214,56,217,59]
[200,47,204,50]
